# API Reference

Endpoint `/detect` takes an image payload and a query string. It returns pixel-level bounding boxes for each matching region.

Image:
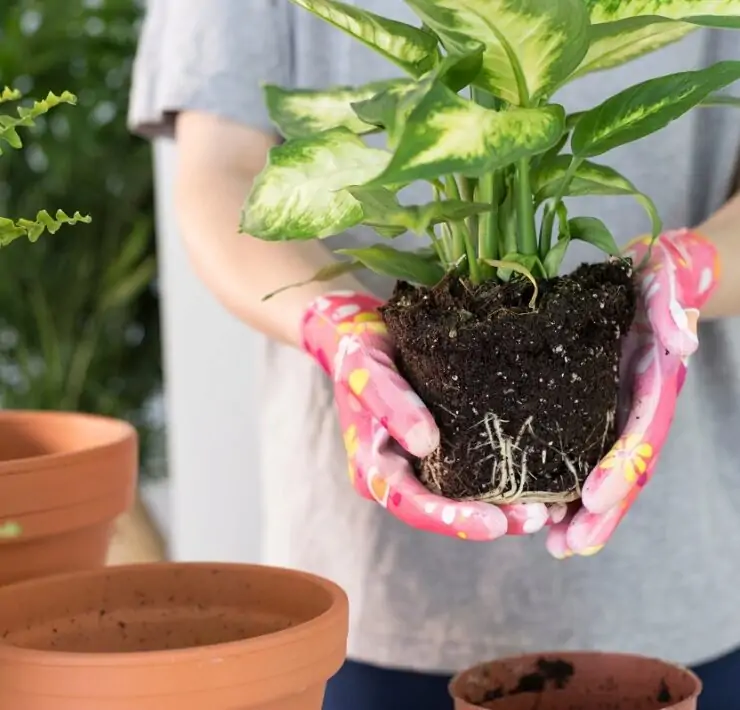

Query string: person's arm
[695,191,740,319]
[174,111,367,347]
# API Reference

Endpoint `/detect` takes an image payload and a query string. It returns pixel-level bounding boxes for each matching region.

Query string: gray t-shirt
[130,0,740,672]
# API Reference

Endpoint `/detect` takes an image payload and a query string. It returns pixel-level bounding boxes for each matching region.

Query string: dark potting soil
[381,261,636,504]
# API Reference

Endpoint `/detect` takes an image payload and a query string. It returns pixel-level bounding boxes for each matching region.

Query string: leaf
[484,257,540,307]
[262,81,404,139]
[288,0,439,77]
[0,210,91,248]
[99,256,157,311]
[336,244,445,285]
[700,93,740,107]
[365,81,565,186]
[241,128,390,241]
[576,16,694,77]
[351,82,420,146]
[586,0,740,26]
[262,261,366,301]
[0,87,22,104]
[572,62,740,158]
[532,155,662,237]
[348,186,492,235]
[543,236,571,278]
[0,91,76,154]
[568,216,621,255]
[350,47,485,148]
[406,0,590,104]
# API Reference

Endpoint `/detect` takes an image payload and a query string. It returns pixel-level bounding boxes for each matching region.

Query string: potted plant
[0,89,137,584]
[241,0,740,506]
[449,650,702,709]
[0,562,349,710]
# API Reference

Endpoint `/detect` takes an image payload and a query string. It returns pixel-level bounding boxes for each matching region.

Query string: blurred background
[1,0,264,564]
[0,0,164,480]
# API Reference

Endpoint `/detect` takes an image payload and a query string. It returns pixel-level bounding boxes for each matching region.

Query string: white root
[457,412,605,505]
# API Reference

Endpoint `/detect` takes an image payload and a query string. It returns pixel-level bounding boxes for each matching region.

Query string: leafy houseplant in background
[0,91,137,585]
[242,0,740,506]
[0,0,163,479]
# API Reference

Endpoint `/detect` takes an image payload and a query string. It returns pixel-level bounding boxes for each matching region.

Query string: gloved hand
[547,229,720,558]
[301,291,550,541]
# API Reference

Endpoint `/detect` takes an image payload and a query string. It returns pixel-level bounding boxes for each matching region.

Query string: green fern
[0,88,89,250]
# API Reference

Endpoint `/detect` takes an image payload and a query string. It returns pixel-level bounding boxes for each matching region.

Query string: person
[128,2,740,708]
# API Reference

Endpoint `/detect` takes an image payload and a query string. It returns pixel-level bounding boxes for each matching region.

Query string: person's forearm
[174,114,366,347]
[696,191,740,319]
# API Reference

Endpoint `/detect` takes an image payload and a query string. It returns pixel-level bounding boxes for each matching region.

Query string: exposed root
[420,409,617,505]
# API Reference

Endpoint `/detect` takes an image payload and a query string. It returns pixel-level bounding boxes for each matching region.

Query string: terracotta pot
[450,651,702,710]
[0,410,137,586]
[0,562,349,710]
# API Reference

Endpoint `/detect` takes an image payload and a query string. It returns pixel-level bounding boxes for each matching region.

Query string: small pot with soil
[0,410,137,586]
[0,562,349,710]
[242,1,740,508]
[449,651,702,710]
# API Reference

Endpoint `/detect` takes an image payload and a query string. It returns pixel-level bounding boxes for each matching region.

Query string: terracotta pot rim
[0,410,135,477]
[448,650,703,705]
[0,486,135,542]
[0,562,348,668]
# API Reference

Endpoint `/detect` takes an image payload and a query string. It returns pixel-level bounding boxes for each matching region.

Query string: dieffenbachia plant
[0,88,90,248]
[241,0,740,290]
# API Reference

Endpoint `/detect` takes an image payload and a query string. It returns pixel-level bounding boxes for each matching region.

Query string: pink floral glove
[301,291,550,541]
[547,229,720,558]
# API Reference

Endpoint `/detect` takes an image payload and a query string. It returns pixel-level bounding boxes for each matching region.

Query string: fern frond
[0,90,77,154]
[0,210,91,248]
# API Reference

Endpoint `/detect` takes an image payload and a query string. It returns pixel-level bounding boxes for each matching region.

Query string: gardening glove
[546,229,720,558]
[301,291,550,541]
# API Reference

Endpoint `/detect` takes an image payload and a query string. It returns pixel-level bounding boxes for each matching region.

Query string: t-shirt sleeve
[128,0,292,139]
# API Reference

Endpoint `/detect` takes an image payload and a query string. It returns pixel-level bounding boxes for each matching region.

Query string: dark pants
[323,648,740,710]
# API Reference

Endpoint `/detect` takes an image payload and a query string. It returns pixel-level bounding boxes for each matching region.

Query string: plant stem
[445,176,481,284]
[426,226,449,266]
[539,157,582,258]
[515,157,537,256]
[460,176,479,248]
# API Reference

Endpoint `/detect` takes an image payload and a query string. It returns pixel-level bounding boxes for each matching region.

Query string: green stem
[515,157,537,256]
[539,157,582,258]
[426,226,449,266]
[445,176,481,283]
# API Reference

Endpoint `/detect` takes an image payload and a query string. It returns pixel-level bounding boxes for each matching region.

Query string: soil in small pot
[449,652,702,710]
[381,261,636,504]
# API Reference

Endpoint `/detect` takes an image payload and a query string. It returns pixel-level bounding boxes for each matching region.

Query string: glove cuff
[300,291,385,375]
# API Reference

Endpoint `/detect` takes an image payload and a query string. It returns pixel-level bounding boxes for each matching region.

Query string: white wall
[151,139,263,563]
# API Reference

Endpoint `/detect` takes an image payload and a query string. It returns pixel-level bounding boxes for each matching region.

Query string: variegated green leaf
[576,16,694,77]
[532,155,662,236]
[263,260,366,300]
[348,186,492,235]
[572,62,740,158]
[578,1,740,76]
[351,47,484,148]
[0,210,91,247]
[289,0,439,76]
[586,0,740,26]
[406,0,590,104]
[263,81,406,139]
[336,244,445,285]
[365,81,565,185]
[0,90,76,153]
[241,128,390,241]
